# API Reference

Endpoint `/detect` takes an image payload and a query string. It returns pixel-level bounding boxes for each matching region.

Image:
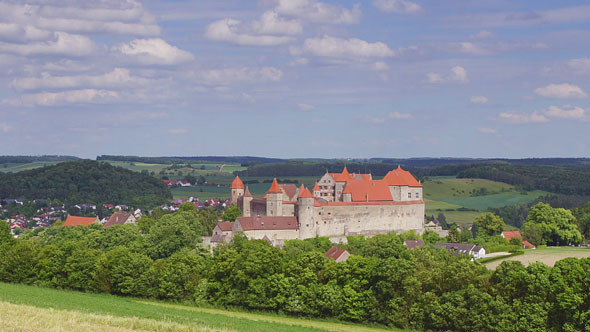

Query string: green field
[0,283,407,332]
[485,247,590,269]
[423,178,514,198]
[0,161,63,173]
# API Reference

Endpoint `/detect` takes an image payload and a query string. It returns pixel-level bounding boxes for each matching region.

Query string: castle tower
[243,186,253,217]
[297,184,316,239]
[312,182,320,198]
[266,178,283,216]
[230,176,244,204]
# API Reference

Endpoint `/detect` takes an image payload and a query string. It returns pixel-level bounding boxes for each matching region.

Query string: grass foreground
[484,246,590,270]
[0,282,411,332]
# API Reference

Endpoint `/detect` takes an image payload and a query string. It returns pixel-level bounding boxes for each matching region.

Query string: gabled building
[64,216,99,227]
[501,231,536,249]
[436,242,486,260]
[226,166,425,245]
[104,211,137,227]
[325,246,350,262]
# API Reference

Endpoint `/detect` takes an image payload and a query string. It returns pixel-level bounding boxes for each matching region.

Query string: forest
[1,203,590,332]
[0,160,171,209]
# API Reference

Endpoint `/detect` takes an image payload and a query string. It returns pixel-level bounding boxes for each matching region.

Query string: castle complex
[214,167,425,246]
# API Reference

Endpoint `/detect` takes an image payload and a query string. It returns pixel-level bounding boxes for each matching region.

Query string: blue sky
[0,0,589,158]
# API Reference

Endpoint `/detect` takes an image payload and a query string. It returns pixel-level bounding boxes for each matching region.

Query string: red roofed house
[211,222,235,244]
[501,231,536,249]
[104,211,137,227]
[223,166,424,246]
[64,215,99,227]
[325,246,350,262]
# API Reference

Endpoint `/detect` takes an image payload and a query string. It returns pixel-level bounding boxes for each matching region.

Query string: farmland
[0,282,405,332]
[484,247,590,269]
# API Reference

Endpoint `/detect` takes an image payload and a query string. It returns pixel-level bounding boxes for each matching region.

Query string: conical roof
[267,178,282,194]
[244,186,252,197]
[298,184,313,198]
[312,182,319,191]
[231,176,244,189]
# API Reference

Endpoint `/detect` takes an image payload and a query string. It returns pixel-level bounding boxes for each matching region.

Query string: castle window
[408,193,412,198]
[415,193,419,198]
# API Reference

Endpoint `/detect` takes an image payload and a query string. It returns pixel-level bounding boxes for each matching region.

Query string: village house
[104,211,137,227]
[501,230,536,249]
[177,179,192,187]
[436,242,486,260]
[404,239,425,250]
[325,246,350,262]
[64,215,99,227]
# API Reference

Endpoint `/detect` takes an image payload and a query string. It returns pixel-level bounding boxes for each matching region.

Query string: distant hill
[0,155,79,164]
[0,160,171,209]
[96,155,285,165]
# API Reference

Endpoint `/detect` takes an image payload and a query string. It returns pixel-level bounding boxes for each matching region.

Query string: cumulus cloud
[372,0,422,14]
[446,40,547,56]
[0,31,96,56]
[389,111,411,119]
[292,35,396,58]
[4,89,119,106]
[298,103,315,110]
[274,0,361,24]
[544,105,585,119]
[373,61,390,71]
[114,38,194,65]
[199,67,283,85]
[11,68,153,91]
[534,83,587,99]
[478,127,497,134]
[0,1,160,36]
[499,112,548,124]
[470,30,495,40]
[205,18,293,46]
[568,58,590,72]
[168,128,187,135]
[252,11,302,35]
[471,96,488,104]
[427,66,468,83]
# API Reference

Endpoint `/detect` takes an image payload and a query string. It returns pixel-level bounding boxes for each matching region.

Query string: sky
[0,0,589,159]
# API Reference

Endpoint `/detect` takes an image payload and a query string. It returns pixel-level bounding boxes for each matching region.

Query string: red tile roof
[298,184,313,198]
[502,231,522,241]
[267,178,282,194]
[216,221,235,231]
[236,216,298,230]
[244,186,253,197]
[281,184,298,200]
[325,246,349,260]
[342,179,393,202]
[382,166,422,187]
[231,176,244,189]
[313,182,320,191]
[105,212,133,227]
[522,240,536,249]
[64,216,97,227]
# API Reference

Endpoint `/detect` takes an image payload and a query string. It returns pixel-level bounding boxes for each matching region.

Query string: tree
[447,225,460,243]
[572,203,590,241]
[185,174,197,185]
[222,203,242,222]
[423,230,441,244]
[473,213,505,238]
[522,223,544,246]
[524,203,582,245]
[0,220,14,247]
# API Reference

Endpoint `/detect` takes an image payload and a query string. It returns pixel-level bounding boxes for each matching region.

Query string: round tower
[243,186,253,217]
[230,176,244,204]
[266,178,283,216]
[297,184,316,239]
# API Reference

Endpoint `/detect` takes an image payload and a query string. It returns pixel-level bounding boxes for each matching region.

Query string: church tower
[297,184,316,239]
[266,178,283,216]
[230,176,244,204]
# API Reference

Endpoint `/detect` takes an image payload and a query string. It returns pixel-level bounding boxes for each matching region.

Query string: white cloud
[427,66,468,83]
[4,89,119,106]
[199,67,283,85]
[568,58,590,72]
[252,11,302,35]
[362,115,385,124]
[373,61,390,71]
[534,83,587,99]
[11,68,152,91]
[168,128,187,135]
[499,112,548,124]
[544,105,585,119]
[478,127,497,134]
[471,96,488,104]
[470,30,495,40]
[298,103,315,110]
[205,18,293,46]
[0,122,12,133]
[0,31,96,56]
[372,0,422,14]
[274,0,361,24]
[447,42,489,55]
[293,35,396,58]
[114,38,194,65]
[446,41,547,56]
[0,23,51,42]
[389,111,411,119]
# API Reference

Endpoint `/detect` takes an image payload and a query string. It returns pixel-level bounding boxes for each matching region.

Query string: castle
[213,166,424,246]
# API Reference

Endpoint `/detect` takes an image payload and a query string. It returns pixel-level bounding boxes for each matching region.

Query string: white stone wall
[282,203,295,217]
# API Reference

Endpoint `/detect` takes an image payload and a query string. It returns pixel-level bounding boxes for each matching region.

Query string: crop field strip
[484,247,590,270]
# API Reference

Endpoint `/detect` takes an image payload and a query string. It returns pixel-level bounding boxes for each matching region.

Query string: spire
[313,182,319,191]
[342,166,350,177]
[231,176,244,189]
[267,178,282,194]
[244,186,252,197]
[299,184,313,198]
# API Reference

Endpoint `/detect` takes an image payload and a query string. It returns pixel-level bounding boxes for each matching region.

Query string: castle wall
[282,203,295,217]
[248,199,266,217]
[309,203,424,237]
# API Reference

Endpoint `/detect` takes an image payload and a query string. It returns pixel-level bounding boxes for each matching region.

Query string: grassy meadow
[0,283,409,332]
[484,247,590,270]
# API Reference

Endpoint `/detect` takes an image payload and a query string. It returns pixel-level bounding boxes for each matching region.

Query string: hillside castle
[214,167,425,246]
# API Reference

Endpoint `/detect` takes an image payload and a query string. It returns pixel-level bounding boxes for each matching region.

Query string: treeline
[0,160,171,210]
[96,155,285,165]
[2,204,590,332]
[0,155,79,164]
[457,165,590,196]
